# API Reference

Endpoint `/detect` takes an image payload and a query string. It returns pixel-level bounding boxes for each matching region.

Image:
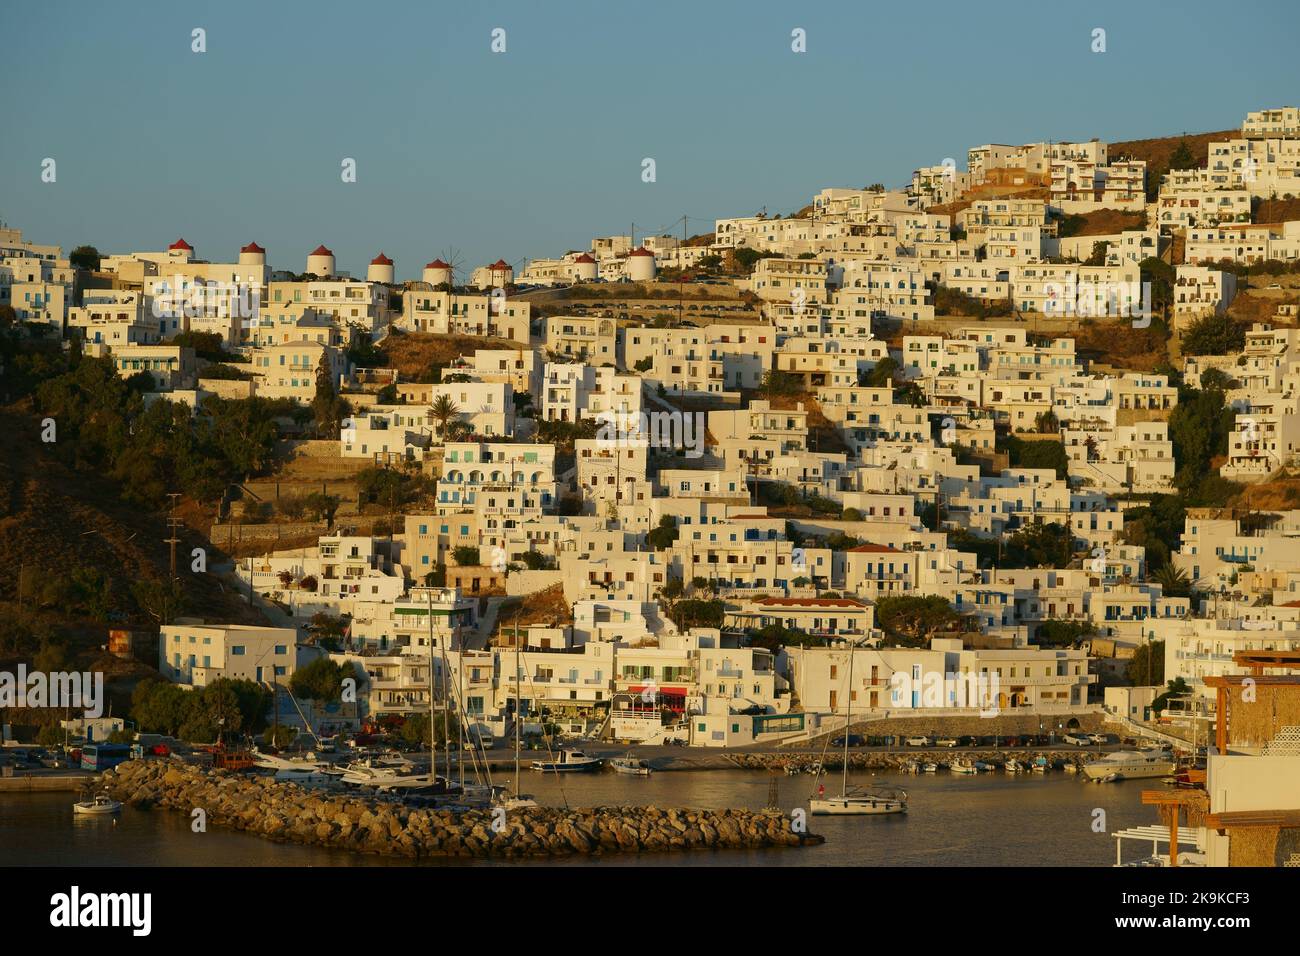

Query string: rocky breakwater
[102,760,823,859]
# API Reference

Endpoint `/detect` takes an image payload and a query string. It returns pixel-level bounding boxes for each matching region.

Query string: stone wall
[103,760,821,859]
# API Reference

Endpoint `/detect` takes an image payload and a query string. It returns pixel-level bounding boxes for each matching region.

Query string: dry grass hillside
[1109,129,1236,175]
[1061,209,1149,237]
[1256,198,1300,222]
[1068,320,1171,371]
[378,330,525,381]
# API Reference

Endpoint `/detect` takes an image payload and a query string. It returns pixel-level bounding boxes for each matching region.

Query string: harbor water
[0,769,1157,867]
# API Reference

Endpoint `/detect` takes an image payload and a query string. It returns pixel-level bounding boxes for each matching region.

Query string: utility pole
[165,492,183,579]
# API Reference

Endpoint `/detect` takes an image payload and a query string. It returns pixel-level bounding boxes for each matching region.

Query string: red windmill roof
[425,259,451,270]
[628,246,653,257]
[490,259,511,270]
[240,241,265,254]
[370,252,393,265]
[168,238,193,251]
[574,253,596,264]
[309,244,334,257]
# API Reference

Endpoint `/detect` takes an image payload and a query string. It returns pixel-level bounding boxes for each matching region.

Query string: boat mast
[842,637,856,795]
[441,602,454,787]
[427,588,436,778]
[514,610,521,796]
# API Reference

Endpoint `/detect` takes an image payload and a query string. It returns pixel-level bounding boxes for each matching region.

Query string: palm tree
[430,394,460,438]
[1153,563,1192,599]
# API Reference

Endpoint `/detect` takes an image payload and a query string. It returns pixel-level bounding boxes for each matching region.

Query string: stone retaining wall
[103,760,821,859]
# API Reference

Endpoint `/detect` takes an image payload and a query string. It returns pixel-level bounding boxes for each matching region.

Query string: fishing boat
[973,760,993,773]
[1082,749,1177,783]
[809,638,907,816]
[1003,758,1022,773]
[73,793,122,815]
[610,757,652,776]
[921,762,939,773]
[950,758,978,775]
[530,749,603,772]
[1031,755,1049,773]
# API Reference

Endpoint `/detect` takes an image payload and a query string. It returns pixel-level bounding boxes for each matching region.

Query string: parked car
[1087,733,1108,745]
[934,737,958,748]
[1063,733,1091,746]
[957,735,976,747]
[830,734,865,748]
[904,735,930,747]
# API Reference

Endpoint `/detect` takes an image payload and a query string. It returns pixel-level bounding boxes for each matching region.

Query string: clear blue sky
[2,0,1298,279]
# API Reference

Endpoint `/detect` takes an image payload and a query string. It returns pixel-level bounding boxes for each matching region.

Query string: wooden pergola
[1140,789,1209,866]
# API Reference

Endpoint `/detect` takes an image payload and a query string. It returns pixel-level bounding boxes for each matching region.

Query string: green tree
[1168,378,1235,491]
[1126,641,1165,686]
[69,245,101,271]
[289,657,348,702]
[1138,256,1176,315]
[452,545,481,567]
[312,352,345,438]
[1002,521,1074,569]
[1180,312,1246,356]
[1168,139,1195,171]
[863,356,899,388]
[1002,434,1070,478]
[875,595,959,646]
[647,515,679,550]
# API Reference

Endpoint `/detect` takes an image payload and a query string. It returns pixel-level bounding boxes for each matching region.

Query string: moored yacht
[1083,749,1176,782]
[810,784,907,816]
[530,749,603,772]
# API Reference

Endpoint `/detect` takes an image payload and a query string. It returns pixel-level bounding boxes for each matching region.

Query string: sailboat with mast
[495,619,537,809]
[809,638,907,816]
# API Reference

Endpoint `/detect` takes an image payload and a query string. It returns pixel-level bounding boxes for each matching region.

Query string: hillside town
[4,104,1300,870]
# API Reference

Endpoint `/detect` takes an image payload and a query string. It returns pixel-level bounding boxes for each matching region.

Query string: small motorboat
[950,759,978,775]
[1003,758,1022,773]
[530,749,603,773]
[610,757,652,776]
[74,793,122,815]
[921,762,938,774]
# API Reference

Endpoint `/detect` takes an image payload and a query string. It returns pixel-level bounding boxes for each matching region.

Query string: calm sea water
[0,769,1158,867]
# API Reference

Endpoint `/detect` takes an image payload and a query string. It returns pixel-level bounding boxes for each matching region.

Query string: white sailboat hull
[810,796,906,816]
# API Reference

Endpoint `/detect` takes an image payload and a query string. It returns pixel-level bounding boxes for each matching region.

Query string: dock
[0,771,98,793]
